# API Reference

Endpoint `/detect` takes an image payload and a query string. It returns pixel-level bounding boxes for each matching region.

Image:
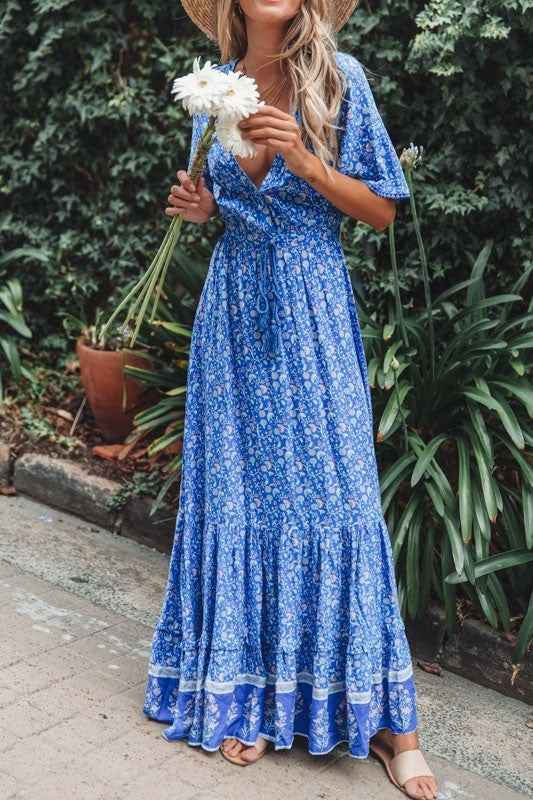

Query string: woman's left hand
[237,105,312,178]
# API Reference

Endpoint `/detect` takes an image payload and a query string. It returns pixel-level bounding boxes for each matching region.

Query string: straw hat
[181,1,360,42]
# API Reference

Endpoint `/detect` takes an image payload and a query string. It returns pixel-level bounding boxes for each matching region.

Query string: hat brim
[181,1,360,43]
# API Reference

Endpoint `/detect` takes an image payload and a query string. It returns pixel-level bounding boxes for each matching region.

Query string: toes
[404,777,437,799]
[225,739,244,756]
[422,777,438,798]
[240,746,259,761]
[221,737,237,752]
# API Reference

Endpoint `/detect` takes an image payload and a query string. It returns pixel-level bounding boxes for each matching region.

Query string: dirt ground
[0,371,180,508]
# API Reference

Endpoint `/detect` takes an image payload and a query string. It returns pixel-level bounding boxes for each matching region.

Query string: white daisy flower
[171,56,227,116]
[216,117,258,158]
[216,71,263,122]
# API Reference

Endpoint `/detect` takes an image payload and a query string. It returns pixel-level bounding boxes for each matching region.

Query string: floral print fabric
[142,51,418,758]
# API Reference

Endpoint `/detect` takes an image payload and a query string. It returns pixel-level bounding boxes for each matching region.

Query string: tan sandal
[219,735,271,766]
[369,734,436,798]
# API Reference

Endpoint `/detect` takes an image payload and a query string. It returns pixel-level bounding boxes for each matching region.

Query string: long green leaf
[456,435,472,543]
[419,519,435,612]
[490,376,533,417]
[487,573,511,633]
[470,478,492,541]
[380,451,416,495]
[406,505,423,619]
[470,427,499,522]
[440,535,457,637]
[391,490,422,560]
[424,479,445,517]
[410,434,448,486]
[442,512,465,576]
[523,485,533,549]
[465,239,492,306]
[489,388,526,449]
[445,549,533,583]
[377,382,412,440]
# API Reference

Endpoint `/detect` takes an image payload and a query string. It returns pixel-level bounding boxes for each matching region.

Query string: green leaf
[377,382,412,440]
[469,427,499,522]
[470,478,492,541]
[380,451,416,495]
[487,573,511,633]
[440,536,457,638]
[490,377,533,417]
[466,401,492,461]
[424,479,445,517]
[165,386,187,397]
[489,388,525,449]
[476,581,499,629]
[410,434,448,486]
[523,485,533,549]
[383,340,402,372]
[445,549,533,583]
[383,323,395,341]
[409,433,455,509]
[420,519,435,612]
[406,505,422,619]
[466,239,493,305]
[442,512,465,576]
[456,435,472,543]
[391,490,422,561]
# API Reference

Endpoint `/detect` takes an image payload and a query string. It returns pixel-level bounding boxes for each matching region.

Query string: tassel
[255,241,284,358]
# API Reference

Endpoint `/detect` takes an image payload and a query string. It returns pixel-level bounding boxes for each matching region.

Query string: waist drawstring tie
[255,240,284,358]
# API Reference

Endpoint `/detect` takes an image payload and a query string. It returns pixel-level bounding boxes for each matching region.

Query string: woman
[142,2,438,799]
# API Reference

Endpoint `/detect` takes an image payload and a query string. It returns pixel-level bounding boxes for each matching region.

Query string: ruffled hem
[143,511,418,757]
[142,667,418,758]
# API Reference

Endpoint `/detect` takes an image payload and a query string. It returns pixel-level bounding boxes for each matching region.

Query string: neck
[239,21,288,78]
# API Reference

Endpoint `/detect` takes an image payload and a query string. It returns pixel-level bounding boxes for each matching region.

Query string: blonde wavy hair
[215,0,348,171]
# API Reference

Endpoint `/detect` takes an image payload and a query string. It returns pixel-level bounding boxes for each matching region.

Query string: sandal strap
[389,749,434,787]
[254,736,270,753]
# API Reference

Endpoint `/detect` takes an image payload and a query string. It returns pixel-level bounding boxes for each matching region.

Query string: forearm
[297,152,396,231]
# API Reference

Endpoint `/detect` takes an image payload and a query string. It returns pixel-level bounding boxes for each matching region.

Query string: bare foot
[373,728,438,799]
[220,736,267,762]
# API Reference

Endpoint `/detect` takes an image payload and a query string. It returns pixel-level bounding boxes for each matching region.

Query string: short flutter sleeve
[334,52,410,200]
[187,111,214,193]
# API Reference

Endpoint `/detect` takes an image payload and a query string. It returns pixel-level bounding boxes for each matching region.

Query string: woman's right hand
[166,171,217,223]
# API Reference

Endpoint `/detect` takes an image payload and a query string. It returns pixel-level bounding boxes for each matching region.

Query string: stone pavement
[0,494,531,800]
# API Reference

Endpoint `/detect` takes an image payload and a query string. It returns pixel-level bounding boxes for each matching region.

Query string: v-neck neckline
[221,56,299,193]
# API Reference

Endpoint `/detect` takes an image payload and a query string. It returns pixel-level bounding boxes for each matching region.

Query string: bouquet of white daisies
[99,57,263,347]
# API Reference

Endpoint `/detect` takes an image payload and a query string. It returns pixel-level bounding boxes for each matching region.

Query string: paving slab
[0,493,531,800]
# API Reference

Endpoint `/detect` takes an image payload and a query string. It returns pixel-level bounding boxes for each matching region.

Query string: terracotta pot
[76,339,155,443]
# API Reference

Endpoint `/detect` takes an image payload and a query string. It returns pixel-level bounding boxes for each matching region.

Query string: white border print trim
[147,663,415,703]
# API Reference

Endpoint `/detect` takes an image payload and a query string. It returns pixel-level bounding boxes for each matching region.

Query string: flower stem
[97,236,168,347]
[394,375,409,454]
[406,168,434,380]
[149,213,184,322]
[388,220,409,349]
[100,116,218,348]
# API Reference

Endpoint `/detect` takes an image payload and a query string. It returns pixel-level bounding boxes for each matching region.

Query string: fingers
[239,116,296,134]
[166,170,201,215]
[245,104,294,121]
[241,126,295,143]
[238,112,298,146]
[176,169,198,193]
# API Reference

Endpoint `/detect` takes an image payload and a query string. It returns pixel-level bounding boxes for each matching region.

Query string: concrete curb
[2,445,532,704]
[8,451,176,555]
[404,602,532,704]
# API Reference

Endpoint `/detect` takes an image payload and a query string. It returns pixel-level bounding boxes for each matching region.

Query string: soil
[0,370,180,507]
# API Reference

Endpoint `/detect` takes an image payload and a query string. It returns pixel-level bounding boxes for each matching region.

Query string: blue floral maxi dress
[142,51,418,758]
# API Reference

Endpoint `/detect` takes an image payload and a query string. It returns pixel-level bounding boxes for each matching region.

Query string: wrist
[297,152,332,187]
